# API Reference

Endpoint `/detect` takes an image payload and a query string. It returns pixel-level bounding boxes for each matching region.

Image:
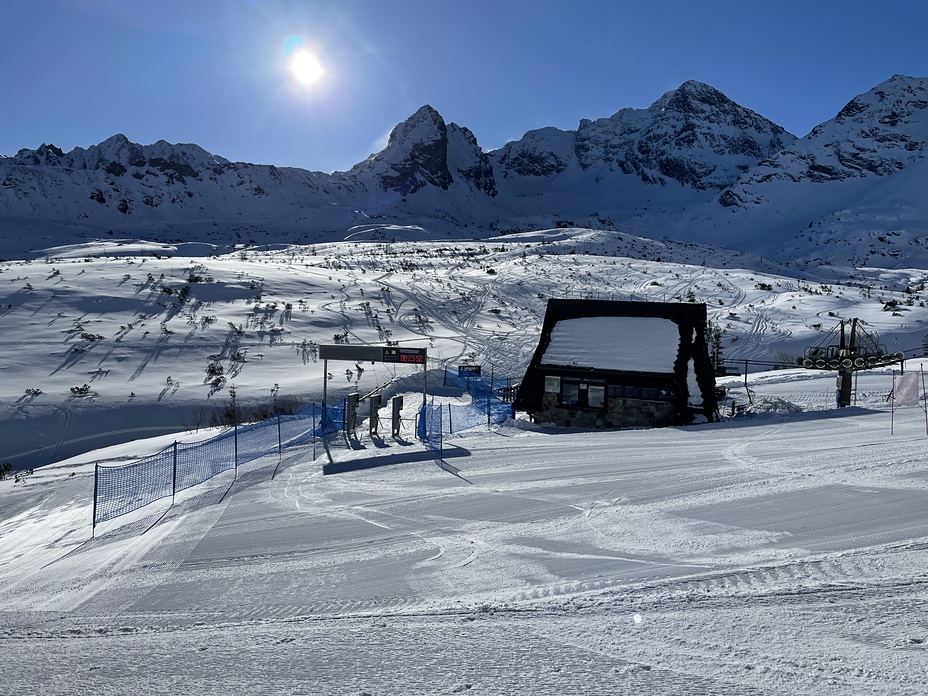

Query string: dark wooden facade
[514,299,718,428]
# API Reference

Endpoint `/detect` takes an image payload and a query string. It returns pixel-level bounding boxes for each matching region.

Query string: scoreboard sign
[383,347,427,364]
[319,344,427,364]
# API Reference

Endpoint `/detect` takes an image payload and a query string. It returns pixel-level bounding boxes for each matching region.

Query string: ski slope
[2,369,928,694]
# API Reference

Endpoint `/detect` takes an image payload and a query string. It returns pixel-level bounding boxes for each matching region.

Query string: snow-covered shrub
[745,397,803,415]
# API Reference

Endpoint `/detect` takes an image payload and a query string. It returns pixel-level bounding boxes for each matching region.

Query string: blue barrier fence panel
[175,430,236,493]
[94,448,174,525]
[93,380,508,529]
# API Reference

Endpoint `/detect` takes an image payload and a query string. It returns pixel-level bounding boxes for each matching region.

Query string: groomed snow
[2,369,928,694]
[1,233,928,693]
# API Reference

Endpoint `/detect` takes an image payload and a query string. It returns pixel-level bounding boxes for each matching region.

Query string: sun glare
[289,49,324,87]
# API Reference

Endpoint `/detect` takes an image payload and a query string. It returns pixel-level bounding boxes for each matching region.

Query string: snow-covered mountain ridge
[2,75,927,270]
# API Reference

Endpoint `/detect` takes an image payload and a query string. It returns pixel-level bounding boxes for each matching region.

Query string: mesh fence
[279,406,320,448]
[94,448,175,524]
[443,369,515,434]
[236,420,283,467]
[418,402,443,458]
[93,400,346,529]
[175,431,236,493]
[414,370,515,451]
[93,380,509,530]
[448,402,488,433]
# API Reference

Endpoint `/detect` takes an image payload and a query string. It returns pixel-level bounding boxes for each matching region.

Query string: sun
[289,49,324,87]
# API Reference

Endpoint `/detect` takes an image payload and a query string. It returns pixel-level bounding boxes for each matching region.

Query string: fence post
[277,412,282,459]
[892,370,896,435]
[922,364,928,436]
[744,360,753,404]
[488,366,494,425]
[172,441,178,504]
[91,464,99,538]
[234,422,239,478]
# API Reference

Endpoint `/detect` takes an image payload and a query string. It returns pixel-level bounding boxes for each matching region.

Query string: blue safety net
[418,401,443,458]
[440,369,515,434]
[93,400,345,529]
[94,449,174,524]
[174,431,236,494]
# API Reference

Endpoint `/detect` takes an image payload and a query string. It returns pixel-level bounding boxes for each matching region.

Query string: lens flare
[282,34,305,57]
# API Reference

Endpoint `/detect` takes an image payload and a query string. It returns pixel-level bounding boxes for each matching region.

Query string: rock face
[574,80,795,189]
[354,106,454,195]
[348,105,496,198]
[2,76,928,269]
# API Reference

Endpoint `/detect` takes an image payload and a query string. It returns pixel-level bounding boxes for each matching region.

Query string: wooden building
[514,299,718,428]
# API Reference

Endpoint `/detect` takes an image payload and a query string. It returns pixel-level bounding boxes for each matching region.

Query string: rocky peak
[493,127,577,179]
[654,80,732,116]
[6,135,228,180]
[818,74,928,136]
[351,105,454,195]
[13,142,65,166]
[383,105,447,155]
[572,81,794,189]
[721,74,928,204]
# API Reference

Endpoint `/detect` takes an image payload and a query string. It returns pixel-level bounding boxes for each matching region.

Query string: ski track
[5,241,928,693]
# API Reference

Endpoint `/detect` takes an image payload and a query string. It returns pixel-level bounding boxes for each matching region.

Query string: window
[561,382,580,406]
[642,387,675,401]
[559,379,606,410]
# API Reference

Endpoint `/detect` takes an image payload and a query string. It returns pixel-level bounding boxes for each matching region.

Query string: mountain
[699,75,928,268]
[2,76,927,270]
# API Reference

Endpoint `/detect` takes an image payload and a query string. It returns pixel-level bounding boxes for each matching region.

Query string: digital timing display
[382,347,426,364]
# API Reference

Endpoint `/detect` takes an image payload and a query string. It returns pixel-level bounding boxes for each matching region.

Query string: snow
[1,233,928,692]
[540,316,680,372]
[4,75,928,272]
[2,369,928,694]
[2,231,928,472]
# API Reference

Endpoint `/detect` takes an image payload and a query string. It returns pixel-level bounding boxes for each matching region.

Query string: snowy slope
[1,227,927,693]
[2,230,928,470]
[2,369,928,694]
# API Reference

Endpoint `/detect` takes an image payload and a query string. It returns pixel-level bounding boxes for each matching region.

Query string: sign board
[319,345,427,364]
[458,364,482,376]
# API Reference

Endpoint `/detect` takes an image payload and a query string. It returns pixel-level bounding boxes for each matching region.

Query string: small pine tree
[709,322,725,372]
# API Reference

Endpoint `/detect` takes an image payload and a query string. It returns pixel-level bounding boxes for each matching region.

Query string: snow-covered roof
[540,316,680,373]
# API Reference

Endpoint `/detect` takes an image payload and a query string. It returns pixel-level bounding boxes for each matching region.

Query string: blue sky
[2,0,926,173]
